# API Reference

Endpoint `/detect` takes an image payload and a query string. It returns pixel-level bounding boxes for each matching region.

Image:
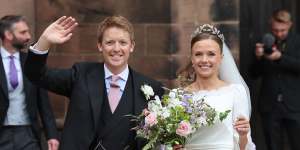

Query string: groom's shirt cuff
[29,44,49,55]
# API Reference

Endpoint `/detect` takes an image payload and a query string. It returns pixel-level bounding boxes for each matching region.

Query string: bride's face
[191,39,222,79]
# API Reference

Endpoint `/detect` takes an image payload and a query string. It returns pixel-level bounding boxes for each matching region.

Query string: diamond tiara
[191,24,225,42]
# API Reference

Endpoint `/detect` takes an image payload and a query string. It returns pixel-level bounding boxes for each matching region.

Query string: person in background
[0,15,59,150]
[251,9,300,150]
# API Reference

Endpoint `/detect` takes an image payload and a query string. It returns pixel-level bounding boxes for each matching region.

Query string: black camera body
[263,44,274,54]
[262,33,275,55]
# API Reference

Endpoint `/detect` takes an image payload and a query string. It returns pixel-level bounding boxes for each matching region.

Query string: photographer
[251,9,300,150]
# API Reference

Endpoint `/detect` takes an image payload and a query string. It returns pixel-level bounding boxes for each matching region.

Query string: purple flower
[181,100,189,107]
[183,94,192,101]
[186,107,193,113]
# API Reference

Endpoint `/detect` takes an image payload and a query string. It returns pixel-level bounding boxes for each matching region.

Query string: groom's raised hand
[35,16,78,51]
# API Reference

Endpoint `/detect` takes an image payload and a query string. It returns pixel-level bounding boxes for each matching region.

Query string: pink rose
[145,112,157,127]
[176,121,192,137]
[143,109,150,116]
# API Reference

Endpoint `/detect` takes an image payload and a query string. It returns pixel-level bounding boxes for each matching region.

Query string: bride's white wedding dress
[185,84,255,150]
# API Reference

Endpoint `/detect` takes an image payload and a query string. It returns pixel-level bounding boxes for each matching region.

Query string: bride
[175,24,255,150]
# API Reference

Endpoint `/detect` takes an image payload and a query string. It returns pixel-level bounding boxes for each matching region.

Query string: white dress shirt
[104,64,129,96]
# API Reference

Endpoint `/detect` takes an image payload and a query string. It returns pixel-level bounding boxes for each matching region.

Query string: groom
[24,16,164,150]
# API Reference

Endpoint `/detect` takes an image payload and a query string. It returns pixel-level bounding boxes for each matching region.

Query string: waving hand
[34,16,78,51]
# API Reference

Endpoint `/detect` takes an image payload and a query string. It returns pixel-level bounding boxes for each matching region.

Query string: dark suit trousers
[261,102,300,150]
[0,126,40,150]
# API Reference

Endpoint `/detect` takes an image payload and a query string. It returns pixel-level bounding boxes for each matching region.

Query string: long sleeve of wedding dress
[232,85,256,150]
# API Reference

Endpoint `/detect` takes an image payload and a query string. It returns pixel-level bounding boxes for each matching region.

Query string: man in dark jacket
[24,15,164,150]
[0,15,59,150]
[251,9,300,150]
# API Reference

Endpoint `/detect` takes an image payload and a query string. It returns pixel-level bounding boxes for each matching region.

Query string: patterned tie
[108,75,121,113]
[9,55,18,89]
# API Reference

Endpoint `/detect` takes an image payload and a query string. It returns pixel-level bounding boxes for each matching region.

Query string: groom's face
[98,27,135,73]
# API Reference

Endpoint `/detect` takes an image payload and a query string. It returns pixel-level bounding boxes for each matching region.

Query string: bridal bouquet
[130,85,231,150]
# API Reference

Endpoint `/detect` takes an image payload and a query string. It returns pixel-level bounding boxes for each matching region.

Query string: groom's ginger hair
[97,15,134,43]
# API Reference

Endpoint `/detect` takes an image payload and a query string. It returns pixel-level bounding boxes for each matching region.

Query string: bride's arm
[239,136,248,150]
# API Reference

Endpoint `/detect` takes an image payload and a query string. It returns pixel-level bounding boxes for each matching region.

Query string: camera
[262,33,275,55]
[263,44,274,54]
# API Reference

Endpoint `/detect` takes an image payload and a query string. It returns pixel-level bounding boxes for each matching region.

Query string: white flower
[167,98,183,108]
[154,95,160,101]
[197,116,207,126]
[169,90,176,100]
[148,100,162,113]
[141,84,154,100]
[160,107,170,119]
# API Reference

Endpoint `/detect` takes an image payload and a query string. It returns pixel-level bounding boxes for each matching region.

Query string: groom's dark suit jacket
[0,52,58,140]
[24,51,164,150]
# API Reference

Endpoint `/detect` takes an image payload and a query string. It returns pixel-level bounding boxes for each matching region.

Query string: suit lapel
[20,52,31,102]
[87,63,105,128]
[131,69,148,116]
[0,53,8,99]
